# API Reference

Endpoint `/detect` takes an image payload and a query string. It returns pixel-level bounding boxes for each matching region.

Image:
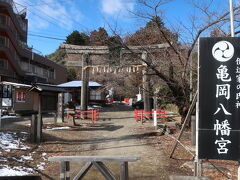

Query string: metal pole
[229,0,235,37]
[190,52,193,102]
[195,38,202,177]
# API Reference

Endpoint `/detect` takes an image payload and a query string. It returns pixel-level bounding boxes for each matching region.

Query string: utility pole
[228,0,239,179]
[81,53,89,112]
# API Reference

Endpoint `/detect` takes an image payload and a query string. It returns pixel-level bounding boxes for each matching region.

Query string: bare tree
[109,0,240,121]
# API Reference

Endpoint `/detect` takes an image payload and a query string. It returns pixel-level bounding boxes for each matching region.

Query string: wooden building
[58,80,105,106]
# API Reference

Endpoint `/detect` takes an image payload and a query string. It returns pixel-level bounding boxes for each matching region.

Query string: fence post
[60,162,66,180]
[120,162,129,180]
[66,161,70,180]
[30,114,37,143]
[91,110,94,123]
[153,110,157,128]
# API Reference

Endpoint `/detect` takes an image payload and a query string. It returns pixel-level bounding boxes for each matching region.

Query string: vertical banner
[199,37,240,160]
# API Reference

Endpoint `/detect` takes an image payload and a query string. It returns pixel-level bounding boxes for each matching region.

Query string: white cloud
[101,0,134,16]
[14,0,83,31]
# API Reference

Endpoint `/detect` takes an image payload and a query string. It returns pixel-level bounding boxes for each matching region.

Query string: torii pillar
[142,52,151,112]
[81,53,90,111]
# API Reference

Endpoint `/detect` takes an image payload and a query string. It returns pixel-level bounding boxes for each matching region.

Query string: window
[49,69,55,79]
[2,85,12,98]
[90,90,101,100]
[21,61,29,71]
[16,91,26,102]
[0,36,6,46]
[43,68,48,77]
[31,64,36,74]
[0,59,8,70]
[36,66,42,76]
[0,14,6,25]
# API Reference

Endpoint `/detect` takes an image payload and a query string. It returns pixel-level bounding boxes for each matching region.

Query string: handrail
[49,155,140,180]
[49,156,140,162]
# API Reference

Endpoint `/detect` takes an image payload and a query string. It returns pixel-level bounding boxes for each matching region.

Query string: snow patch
[21,155,33,161]
[0,165,34,176]
[46,127,70,130]
[37,162,45,170]
[0,157,7,162]
[1,115,17,119]
[0,132,30,151]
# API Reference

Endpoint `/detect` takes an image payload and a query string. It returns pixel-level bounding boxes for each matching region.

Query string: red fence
[134,109,167,123]
[66,109,100,122]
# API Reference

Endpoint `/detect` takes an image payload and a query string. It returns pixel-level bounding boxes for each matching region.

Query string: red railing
[134,109,167,123]
[66,109,100,122]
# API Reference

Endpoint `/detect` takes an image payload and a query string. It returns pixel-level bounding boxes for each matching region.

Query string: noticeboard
[199,37,240,161]
[2,98,12,107]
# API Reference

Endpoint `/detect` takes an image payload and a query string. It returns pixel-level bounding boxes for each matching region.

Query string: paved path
[62,104,172,180]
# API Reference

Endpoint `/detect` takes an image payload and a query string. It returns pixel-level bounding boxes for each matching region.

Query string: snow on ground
[37,162,45,170]
[46,126,71,130]
[21,155,33,161]
[0,165,34,176]
[0,131,47,176]
[1,115,17,119]
[0,132,30,151]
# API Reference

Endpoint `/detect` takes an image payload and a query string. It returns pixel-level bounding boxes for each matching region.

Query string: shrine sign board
[199,37,240,161]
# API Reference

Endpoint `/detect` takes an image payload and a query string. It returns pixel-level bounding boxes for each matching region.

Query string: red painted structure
[134,109,167,122]
[66,109,100,122]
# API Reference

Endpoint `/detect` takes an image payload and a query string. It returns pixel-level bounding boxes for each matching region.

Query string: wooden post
[120,162,129,180]
[81,53,89,111]
[66,161,70,180]
[191,115,196,145]
[169,91,198,158]
[153,110,157,128]
[142,52,151,114]
[91,110,94,123]
[30,114,37,143]
[81,53,89,119]
[37,93,42,143]
[57,93,64,123]
[60,161,66,180]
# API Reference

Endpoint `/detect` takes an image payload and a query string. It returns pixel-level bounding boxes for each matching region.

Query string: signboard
[199,37,240,160]
[2,98,12,107]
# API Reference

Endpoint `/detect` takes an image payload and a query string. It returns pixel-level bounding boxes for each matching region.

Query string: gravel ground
[1,104,193,179]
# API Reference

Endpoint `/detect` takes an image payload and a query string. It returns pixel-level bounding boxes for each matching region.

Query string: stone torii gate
[61,43,169,112]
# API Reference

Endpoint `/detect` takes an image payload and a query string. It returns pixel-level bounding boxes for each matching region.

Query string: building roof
[28,83,67,92]
[0,81,31,88]
[58,81,102,88]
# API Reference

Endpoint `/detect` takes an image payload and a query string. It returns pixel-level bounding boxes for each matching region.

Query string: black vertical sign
[199,37,240,161]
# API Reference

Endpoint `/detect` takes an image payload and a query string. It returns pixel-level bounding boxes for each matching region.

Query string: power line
[16,0,88,34]
[22,0,72,7]
[17,1,71,34]
[27,9,69,33]
[28,33,66,41]
[38,0,88,31]
[28,30,66,38]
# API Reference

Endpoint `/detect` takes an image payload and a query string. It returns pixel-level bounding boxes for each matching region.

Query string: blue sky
[14,0,231,55]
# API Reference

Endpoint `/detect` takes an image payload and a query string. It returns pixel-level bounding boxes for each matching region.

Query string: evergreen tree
[66,30,89,45]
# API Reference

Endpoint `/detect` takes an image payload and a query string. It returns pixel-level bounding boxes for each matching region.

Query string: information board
[199,37,240,160]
